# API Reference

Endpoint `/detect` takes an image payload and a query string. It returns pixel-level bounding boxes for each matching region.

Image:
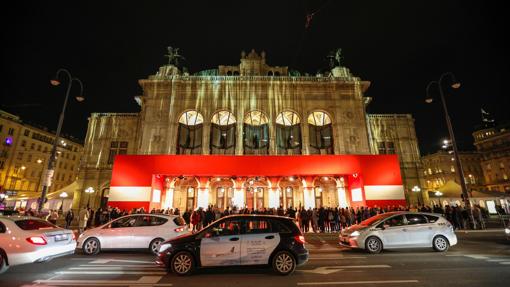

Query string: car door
[200,218,242,267]
[379,215,408,248]
[404,214,431,246]
[240,218,280,265]
[99,216,137,249]
[128,215,162,249]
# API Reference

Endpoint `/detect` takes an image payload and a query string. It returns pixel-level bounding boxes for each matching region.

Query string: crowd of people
[17,202,499,233]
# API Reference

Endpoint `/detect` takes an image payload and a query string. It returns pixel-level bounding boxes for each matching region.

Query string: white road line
[465,255,490,260]
[308,256,366,260]
[500,262,510,265]
[486,259,508,262]
[298,280,419,285]
[70,267,165,270]
[55,271,167,275]
[89,259,154,264]
[79,264,162,268]
[34,276,170,286]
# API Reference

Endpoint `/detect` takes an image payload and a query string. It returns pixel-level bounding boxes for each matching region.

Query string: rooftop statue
[165,46,185,66]
[327,48,343,69]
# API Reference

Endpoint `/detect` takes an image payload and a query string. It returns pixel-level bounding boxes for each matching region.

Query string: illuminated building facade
[76,50,423,212]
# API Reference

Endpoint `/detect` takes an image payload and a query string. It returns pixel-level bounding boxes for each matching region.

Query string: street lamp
[37,69,84,214]
[412,185,422,205]
[59,191,68,212]
[84,187,95,208]
[426,72,475,228]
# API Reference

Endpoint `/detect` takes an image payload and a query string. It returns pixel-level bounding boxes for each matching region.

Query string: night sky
[1,1,508,155]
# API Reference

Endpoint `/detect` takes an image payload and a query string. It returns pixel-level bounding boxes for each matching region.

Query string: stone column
[202,123,211,155]
[301,123,310,155]
[235,121,243,155]
[269,125,277,155]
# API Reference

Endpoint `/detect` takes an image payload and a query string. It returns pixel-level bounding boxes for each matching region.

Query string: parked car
[339,211,457,254]
[0,216,76,273]
[156,214,309,276]
[77,213,187,255]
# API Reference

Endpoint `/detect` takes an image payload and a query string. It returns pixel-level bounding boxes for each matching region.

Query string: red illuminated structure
[109,155,406,211]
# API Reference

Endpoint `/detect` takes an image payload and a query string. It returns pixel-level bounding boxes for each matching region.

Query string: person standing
[78,208,90,234]
[65,209,74,229]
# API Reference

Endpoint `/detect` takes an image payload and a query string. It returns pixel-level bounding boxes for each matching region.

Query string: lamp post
[59,191,68,213]
[84,187,95,208]
[412,185,422,206]
[37,69,84,214]
[426,72,475,228]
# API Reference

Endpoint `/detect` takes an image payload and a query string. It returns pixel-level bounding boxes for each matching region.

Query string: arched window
[177,111,203,154]
[276,111,301,154]
[308,111,334,154]
[210,111,236,154]
[243,111,269,155]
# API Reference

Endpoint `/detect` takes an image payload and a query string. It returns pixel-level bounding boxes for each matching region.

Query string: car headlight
[158,243,172,253]
[350,231,361,237]
[505,228,510,234]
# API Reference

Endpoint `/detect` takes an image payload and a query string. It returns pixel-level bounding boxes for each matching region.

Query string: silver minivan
[339,211,457,254]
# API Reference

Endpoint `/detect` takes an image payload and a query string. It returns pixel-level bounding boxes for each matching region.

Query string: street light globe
[412,186,421,192]
[435,191,443,197]
[425,98,434,104]
[60,191,68,198]
[76,96,85,102]
[50,79,61,86]
[451,82,461,89]
[21,166,26,170]
[85,187,95,194]
[37,159,43,164]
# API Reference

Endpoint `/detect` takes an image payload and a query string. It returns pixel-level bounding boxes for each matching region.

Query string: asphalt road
[1,230,509,287]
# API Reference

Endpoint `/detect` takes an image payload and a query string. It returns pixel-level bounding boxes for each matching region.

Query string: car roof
[217,214,294,221]
[117,213,178,218]
[0,215,46,221]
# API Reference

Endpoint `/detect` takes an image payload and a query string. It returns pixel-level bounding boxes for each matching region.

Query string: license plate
[54,234,68,241]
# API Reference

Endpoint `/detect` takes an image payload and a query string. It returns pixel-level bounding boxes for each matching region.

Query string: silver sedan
[77,214,188,255]
[339,211,457,254]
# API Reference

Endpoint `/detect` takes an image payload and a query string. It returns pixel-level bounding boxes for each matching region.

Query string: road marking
[486,259,508,262]
[300,265,390,275]
[55,271,167,275]
[79,264,164,268]
[465,255,490,260]
[89,259,154,264]
[308,256,366,260]
[298,280,419,285]
[70,267,165,270]
[500,262,510,265]
[34,276,171,286]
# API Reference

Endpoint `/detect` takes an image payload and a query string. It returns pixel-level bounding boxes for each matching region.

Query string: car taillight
[175,227,185,232]
[294,235,305,245]
[26,236,47,245]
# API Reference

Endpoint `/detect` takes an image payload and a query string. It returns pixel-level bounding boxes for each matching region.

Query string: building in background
[77,49,424,212]
[473,122,510,194]
[0,110,83,212]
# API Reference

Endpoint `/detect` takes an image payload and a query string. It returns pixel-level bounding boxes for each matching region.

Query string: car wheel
[0,252,8,274]
[150,238,164,254]
[272,250,296,275]
[365,236,383,254]
[433,235,449,252]
[170,251,194,276]
[82,238,101,255]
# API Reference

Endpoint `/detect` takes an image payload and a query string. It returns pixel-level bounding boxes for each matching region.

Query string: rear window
[15,219,56,230]
[424,215,439,223]
[173,217,186,226]
[271,220,292,233]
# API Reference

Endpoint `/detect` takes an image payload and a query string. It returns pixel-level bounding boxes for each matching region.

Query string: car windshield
[15,219,57,230]
[359,213,395,226]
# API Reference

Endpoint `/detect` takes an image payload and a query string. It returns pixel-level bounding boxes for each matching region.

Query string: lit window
[177,110,204,154]
[244,111,269,155]
[308,111,333,154]
[210,110,236,154]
